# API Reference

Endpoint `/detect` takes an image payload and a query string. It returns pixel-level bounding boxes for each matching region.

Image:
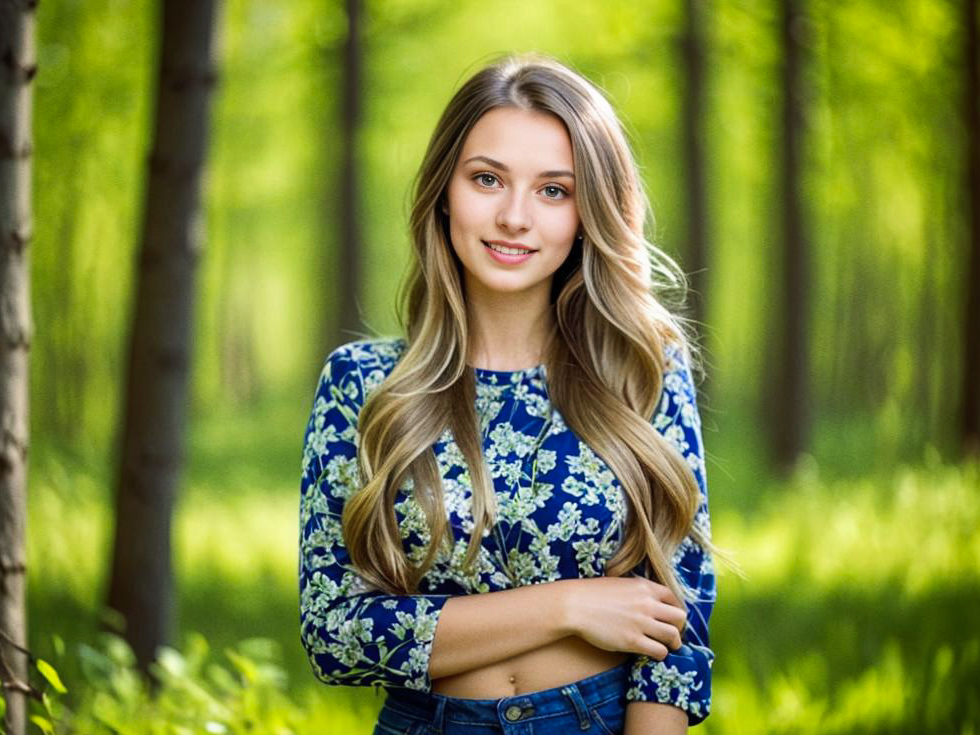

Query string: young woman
[299,54,716,734]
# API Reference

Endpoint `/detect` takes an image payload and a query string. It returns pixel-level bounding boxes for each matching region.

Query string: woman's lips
[483,241,536,264]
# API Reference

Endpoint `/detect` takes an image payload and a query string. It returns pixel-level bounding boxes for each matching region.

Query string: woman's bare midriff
[430,635,630,699]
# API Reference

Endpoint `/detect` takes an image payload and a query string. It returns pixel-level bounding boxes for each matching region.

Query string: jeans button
[505,705,523,721]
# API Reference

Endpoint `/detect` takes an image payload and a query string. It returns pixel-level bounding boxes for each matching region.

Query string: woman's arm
[427,580,576,679]
[300,346,453,691]
[625,701,688,734]
[429,575,687,680]
[623,342,716,726]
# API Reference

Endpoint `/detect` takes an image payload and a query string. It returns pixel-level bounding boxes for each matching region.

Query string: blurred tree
[105,0,220,673]
[335,0,364,349]
[962,0,979,459]
[680,0,710,340]
[0,1,36,732]
[771,0,811,472]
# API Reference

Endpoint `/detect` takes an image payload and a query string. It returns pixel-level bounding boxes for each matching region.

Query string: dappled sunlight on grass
[176,492,296,586]
[714,459,980,596]
[28,450,111,608]
[706,458,980,733]
[710,637,980,734]
[26,444,980,733]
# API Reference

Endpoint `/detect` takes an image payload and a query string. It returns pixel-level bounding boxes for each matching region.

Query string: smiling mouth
[483,241,536,255]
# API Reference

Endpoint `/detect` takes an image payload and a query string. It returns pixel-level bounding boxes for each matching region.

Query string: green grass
[21,406,980,733]
[706,459,980,733]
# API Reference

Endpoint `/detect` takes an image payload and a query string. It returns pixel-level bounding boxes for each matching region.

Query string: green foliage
[32,0,970,470]
[24,2,980,732]
[706,458,980,733]
[33,0,154,447]
[23,632,374,735]
[27,429,980,733]
[37,660,68,695]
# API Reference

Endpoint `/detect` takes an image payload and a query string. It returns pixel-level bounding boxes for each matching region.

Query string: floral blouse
[299,337,716,724]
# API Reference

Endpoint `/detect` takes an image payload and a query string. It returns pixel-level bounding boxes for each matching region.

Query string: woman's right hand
[559,577,687,661]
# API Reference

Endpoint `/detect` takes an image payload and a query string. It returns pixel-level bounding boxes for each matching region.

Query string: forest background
[3,0,979,733]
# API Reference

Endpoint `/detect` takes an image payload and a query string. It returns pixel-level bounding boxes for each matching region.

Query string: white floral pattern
[299,337,715,723]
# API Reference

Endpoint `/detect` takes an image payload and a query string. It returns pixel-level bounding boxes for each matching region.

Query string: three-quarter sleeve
[625,342,716,724]
[299,345,451,691]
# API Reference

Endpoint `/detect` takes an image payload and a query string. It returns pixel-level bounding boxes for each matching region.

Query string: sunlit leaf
[30,715,54,735]
[37,659,67,695]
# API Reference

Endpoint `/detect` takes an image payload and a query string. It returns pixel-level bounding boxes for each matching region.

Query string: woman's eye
[542,185,567,199]
[475,173,499,187]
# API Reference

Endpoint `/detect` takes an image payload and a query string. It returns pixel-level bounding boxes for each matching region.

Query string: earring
[441,201,449,215]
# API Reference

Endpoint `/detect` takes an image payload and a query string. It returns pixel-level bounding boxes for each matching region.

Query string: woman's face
[445,106,580,304]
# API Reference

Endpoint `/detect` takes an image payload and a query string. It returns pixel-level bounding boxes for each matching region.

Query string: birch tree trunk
[0,2,36,733]
[105,0,220,673]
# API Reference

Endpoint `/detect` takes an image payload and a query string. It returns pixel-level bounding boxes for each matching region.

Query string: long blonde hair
[343,53,710,606]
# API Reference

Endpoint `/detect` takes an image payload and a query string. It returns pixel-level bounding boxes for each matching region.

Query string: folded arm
[624,343,716,726]
[299,346,452,691]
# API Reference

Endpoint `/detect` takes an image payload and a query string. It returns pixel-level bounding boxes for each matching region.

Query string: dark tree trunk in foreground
[336,0,363,346]
[0,2,36,733]
[962,0,980,458]
[106,0,220,673]
[680,0,710,338]
[772,0,811,472]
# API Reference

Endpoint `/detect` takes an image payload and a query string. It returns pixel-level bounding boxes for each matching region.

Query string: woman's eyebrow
[463,155,575,180]
[540,169,575,180]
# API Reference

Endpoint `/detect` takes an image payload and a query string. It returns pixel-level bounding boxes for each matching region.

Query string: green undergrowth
[17,436,980,733]
[3,632,381,735]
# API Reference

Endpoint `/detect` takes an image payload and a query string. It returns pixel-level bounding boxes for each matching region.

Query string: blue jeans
[373,660,630,735]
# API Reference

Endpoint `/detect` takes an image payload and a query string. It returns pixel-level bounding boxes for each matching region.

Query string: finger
[661,586,684,609]
[647,579,672,600]
[642,619,683,651]
[649,582,686,613]
[636,637,670,661]
[656,601,688,632]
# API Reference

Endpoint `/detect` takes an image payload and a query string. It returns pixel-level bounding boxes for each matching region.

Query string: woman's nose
[495,190,531,232]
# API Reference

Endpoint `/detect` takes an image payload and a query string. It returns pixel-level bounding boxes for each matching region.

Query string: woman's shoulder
[319,336,408,403]
[326,336,407,370]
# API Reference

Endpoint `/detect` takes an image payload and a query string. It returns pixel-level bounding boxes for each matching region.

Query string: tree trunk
[962,0,980,459]
[0,3,35,733]
[772,0,810,472]
[336,0,363,347]
[680,0,709,340]
[106,0,219,673]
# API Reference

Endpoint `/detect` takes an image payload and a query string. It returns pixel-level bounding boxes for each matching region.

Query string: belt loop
[431,695,447,735]
[560,684,592,731]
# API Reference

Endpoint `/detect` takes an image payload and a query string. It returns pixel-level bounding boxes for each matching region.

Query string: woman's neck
[464,289,554,371]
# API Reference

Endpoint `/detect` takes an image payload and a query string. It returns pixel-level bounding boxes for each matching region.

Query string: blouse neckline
[470,363,547,386]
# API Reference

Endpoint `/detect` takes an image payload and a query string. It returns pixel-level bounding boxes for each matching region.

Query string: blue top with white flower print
[299,337,716,724]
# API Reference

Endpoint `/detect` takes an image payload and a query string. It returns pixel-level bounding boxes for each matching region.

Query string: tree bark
[0,2,36,733]
[962,0,980,459]
[772,0,811,472]
[105,0,219,673]
[680,0,709,339]
[336,0,363,347]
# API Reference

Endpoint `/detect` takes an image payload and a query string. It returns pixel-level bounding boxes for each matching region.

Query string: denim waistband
[382,659,631,731]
